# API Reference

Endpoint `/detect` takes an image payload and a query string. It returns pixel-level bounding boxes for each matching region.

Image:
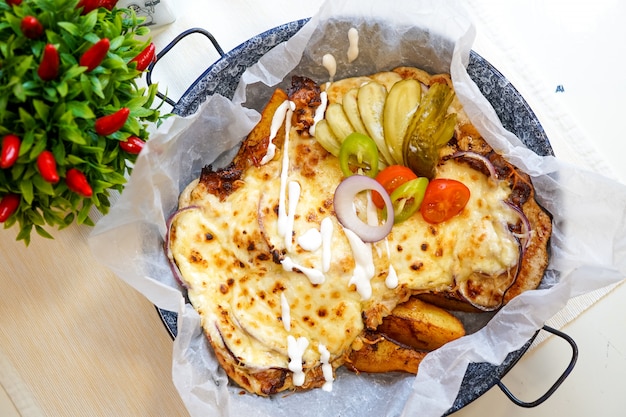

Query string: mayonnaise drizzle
[280,293,291,332]
[347,27,359,62]
[322,53,336,81]
[297,228,322,252]
[318,343,334,392]
[309,91,328,136]
[343,227,375,300]
[282,256,325,285]
[261,100,291,165]
[383,239,399,289]
[287,335,309,386]
[277,101,296,239]
[284,180,301,252]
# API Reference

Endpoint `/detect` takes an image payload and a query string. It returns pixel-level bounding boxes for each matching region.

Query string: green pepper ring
[339,132,379,178]
[389,177,429,223]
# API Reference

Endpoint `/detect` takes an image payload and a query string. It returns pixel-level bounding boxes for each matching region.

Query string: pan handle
[146,28,225,107]
[497,325,578,408]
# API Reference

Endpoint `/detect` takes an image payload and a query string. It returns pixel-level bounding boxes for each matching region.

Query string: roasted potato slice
[347,333,427,374]
[377,297,466,351]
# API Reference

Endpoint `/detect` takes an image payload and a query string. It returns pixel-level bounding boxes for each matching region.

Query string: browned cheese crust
[170,66,552,395]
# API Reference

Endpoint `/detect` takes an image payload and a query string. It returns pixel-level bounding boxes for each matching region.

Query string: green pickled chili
[389,177,429,223]
[339,132,379,178]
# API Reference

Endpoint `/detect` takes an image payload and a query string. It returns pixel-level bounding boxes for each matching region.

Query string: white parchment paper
[89,0,626,416]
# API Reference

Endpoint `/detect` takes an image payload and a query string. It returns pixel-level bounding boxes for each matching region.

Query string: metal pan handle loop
[497,325,578,408]
[146,28,225,107]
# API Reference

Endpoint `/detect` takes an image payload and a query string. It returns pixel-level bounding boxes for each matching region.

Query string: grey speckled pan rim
[157,18,553,414]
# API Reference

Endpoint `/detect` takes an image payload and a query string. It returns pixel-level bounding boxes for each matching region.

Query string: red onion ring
[333,175,394,242]
[164,205,200,289]
[451,151,497,180]
[504,201,532,252]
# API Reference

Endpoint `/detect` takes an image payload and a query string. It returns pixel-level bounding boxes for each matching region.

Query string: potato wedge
[377,297,465,351]
[347,334,427,374]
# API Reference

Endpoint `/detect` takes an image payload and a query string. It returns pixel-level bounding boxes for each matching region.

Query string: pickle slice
[341,88,369,135]
[403,82,457,179]
[357,81,394,165]
[383,79,421,165]
[313,119,342,156]
[325,102,355,142]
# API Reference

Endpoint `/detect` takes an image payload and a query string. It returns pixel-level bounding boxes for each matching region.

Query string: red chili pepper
[119,136,145,154]
[130,43,156,71]
[36,151,60,183]
[0,193,20,223]
[66,168,93,197]
[79,38,110,72]
[38,44,59,81]
[77,0,117,14]
[21,16,44,39]
[94,107,130,136]
[100,0,118,10]
[1,134,21,169]
[6,0,23,6]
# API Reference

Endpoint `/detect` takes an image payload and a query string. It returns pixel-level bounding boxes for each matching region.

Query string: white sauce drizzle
[386,264,399,289]
[322,53,336,81]
[383,239,399,289]
[282,256,325,285]
[280,293,291,332]
[297,228,322,252]
[347,27,359,62]
[287,335,309,387]
[343,227,375,300]
[277,101,296,238]
[309,91,328,136]
[261,100,291,165]
[320,217,333,273]
[318,343,334,392]
[283,180,301,252]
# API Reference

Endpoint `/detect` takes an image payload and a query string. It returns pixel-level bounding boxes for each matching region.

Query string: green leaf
[14,55,34,78]
[61,126,87,145]
[34,225,55,240]
[63,65,87,80]
[67,101,95,119]
[18,131,36,156]
[19,180,34,205]
[76,200,92,224]
[81,10,98,33]
[57,81,69,98]
[33,175,57,196]
[19,108,37,130]
[66,154,86,164]
[33,100,51,121]
[12,82,26,102]
[58,21,80,36]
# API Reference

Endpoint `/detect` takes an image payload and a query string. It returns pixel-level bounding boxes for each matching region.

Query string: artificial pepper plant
[0,0,167,244]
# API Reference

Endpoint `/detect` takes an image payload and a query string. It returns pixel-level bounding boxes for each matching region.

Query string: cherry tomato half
[339,132,379,178]
[420,178,470,224]
[372,165,417,209]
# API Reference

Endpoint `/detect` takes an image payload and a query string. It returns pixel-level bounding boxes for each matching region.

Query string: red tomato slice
[372,165,417,209]
[420,179,470,224]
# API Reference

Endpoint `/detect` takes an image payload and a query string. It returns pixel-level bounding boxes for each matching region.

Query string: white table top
[1,1,625,416]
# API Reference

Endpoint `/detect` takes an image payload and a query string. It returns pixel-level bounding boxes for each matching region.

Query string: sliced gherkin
[383,78,421,165]
[313,119,342,156]
[357,81,394,165]
[325,102,355,141]
[341,88,369,135]
[403,82,457,179]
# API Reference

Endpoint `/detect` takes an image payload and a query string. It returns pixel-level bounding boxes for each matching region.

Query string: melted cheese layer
[171,124,520,385]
